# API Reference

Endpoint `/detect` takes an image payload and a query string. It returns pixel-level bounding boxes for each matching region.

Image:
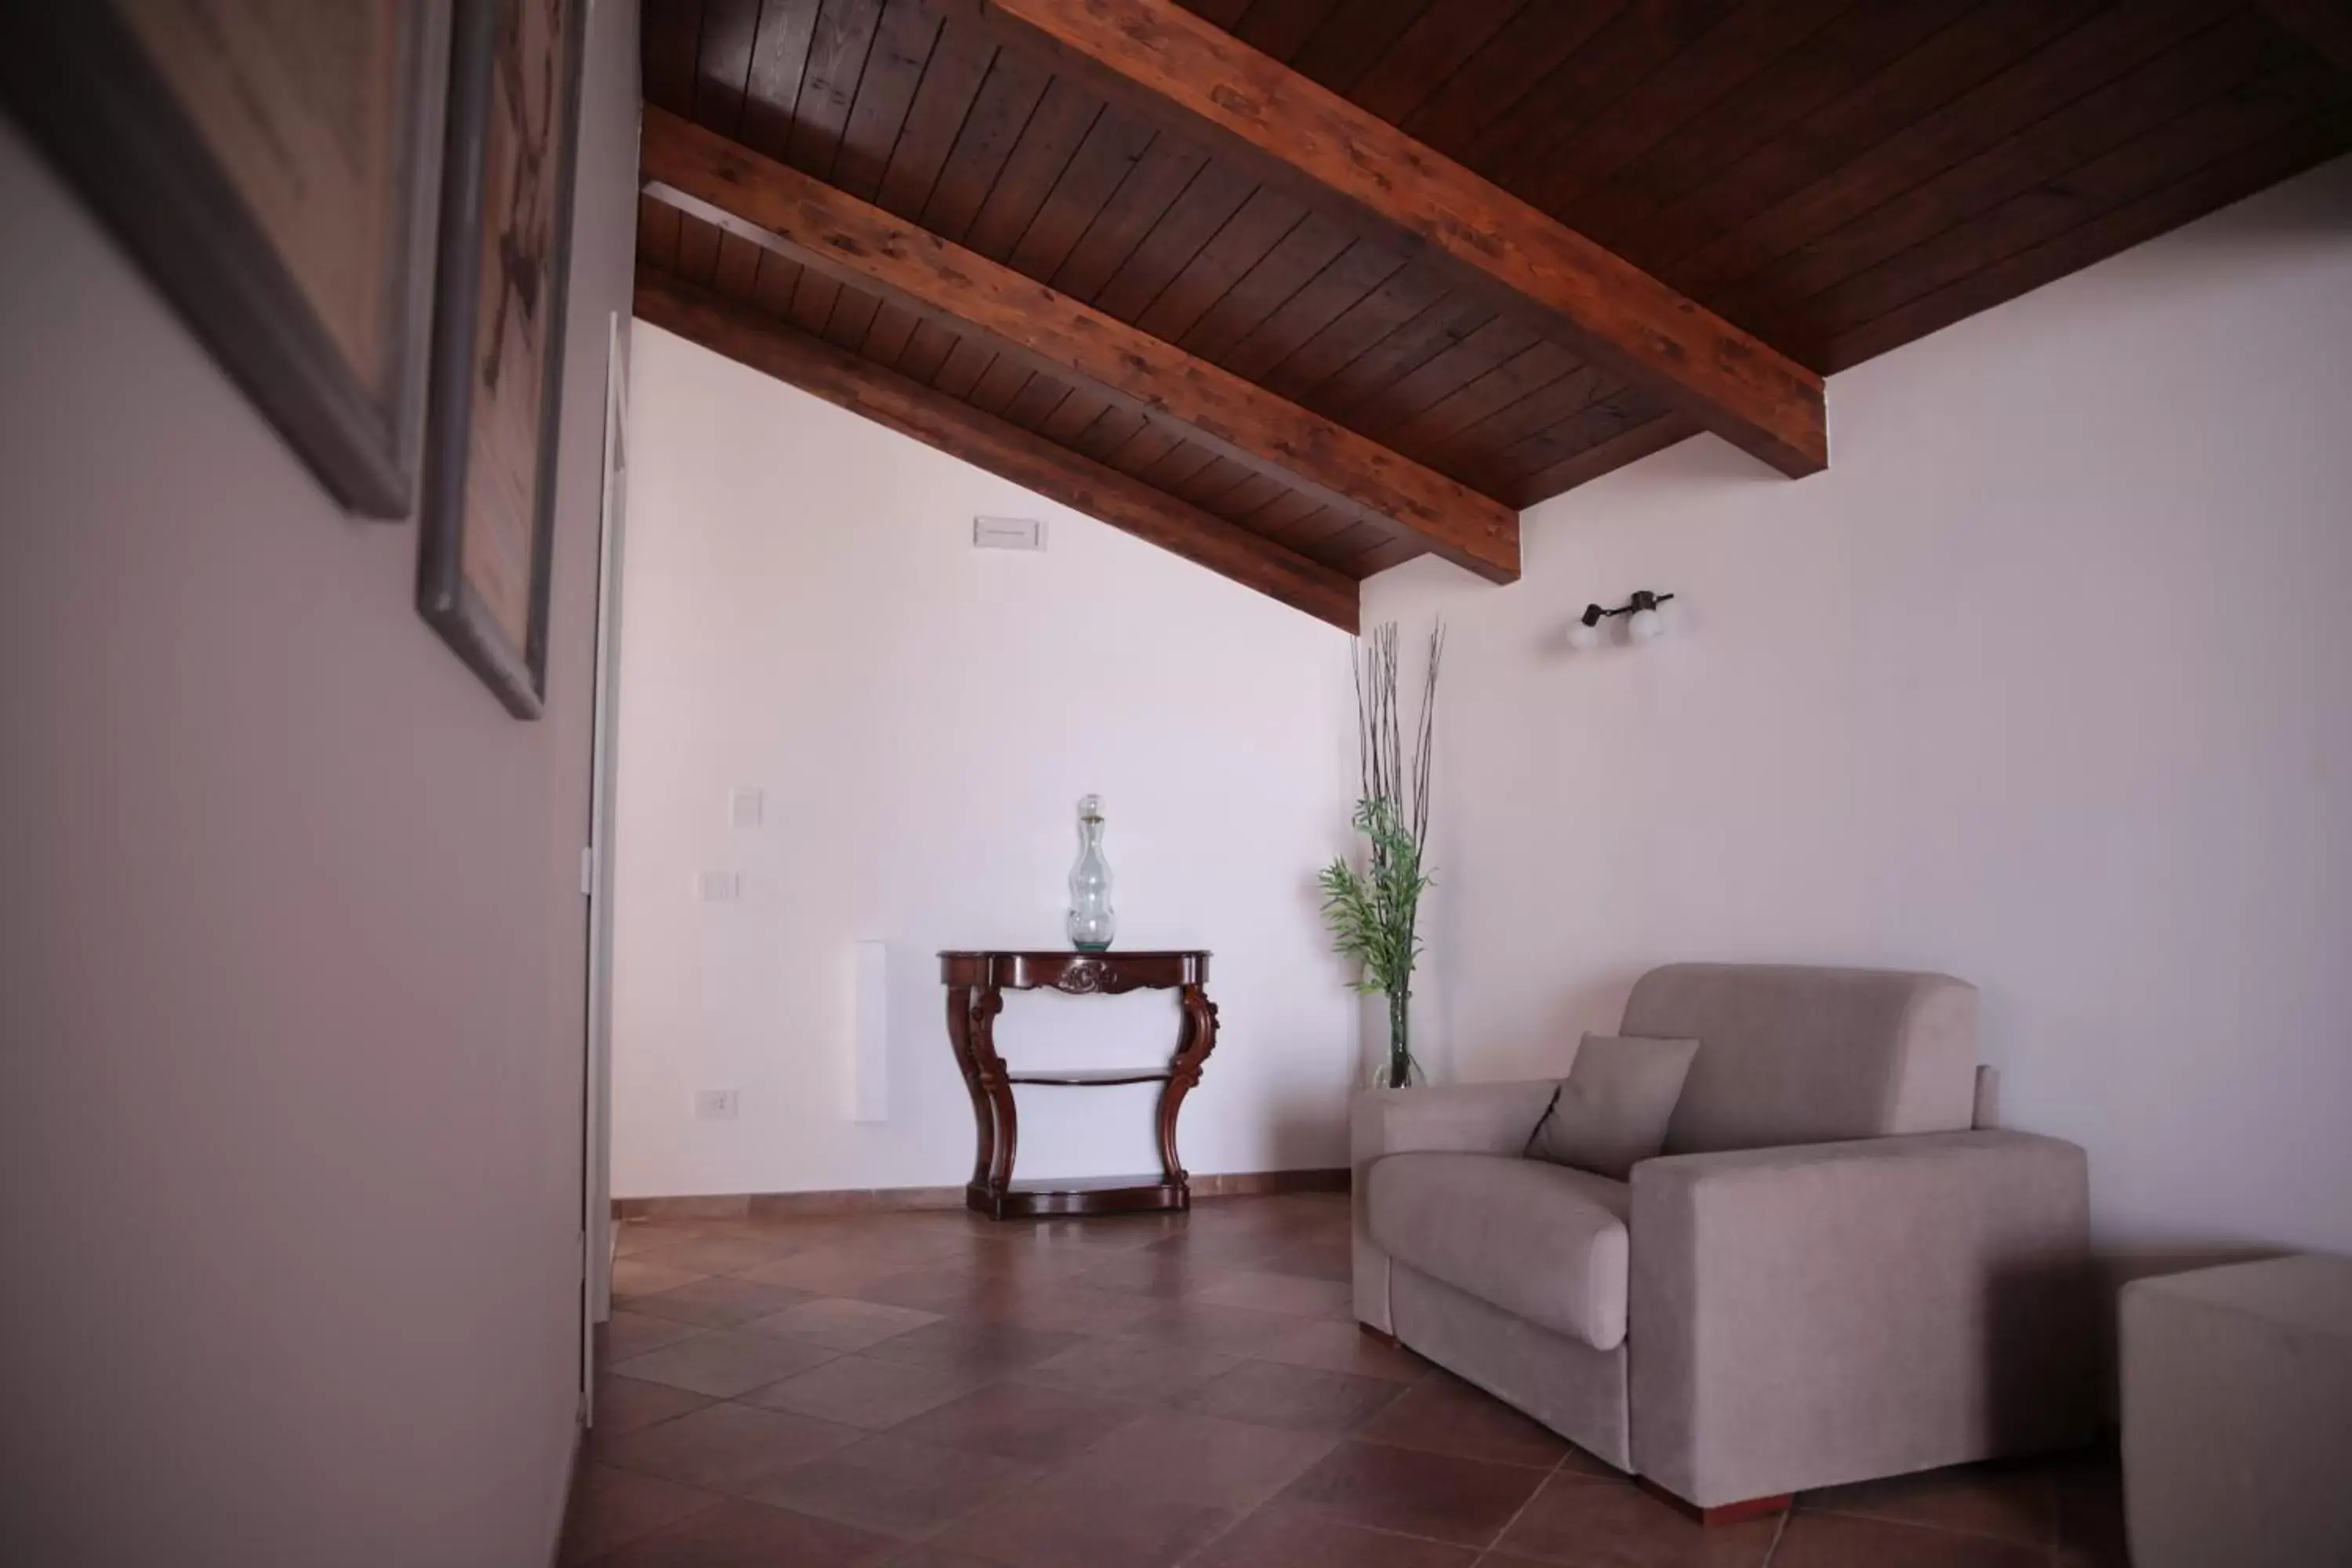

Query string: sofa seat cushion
[1366,1151,1630,1351]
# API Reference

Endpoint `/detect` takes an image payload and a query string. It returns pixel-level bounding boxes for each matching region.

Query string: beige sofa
[1352,963,2097,1513]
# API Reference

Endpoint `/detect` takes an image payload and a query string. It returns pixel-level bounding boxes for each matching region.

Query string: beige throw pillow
[1525,1033,1701,1180]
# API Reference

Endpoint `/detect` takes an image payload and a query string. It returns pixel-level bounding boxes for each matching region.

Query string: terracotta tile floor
[563,1193,2126,1567]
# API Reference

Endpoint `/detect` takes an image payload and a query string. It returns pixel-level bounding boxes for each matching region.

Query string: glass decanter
[1065,794,1115,951]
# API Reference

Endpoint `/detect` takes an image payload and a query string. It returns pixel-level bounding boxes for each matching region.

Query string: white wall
[1363,154,2352,1271]
[0,2,639,1559]
[611,325,1361,1199]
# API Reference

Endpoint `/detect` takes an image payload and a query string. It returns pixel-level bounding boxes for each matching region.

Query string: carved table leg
[947,984,1014,1211]
[944,985,993,1192]
[1155,984,1219,1202]
[967,985,1018,1202]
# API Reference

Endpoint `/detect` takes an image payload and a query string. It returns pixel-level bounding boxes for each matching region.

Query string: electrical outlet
[697,870,740,902]
[729,787,764,829]
[695,1089,740,1121]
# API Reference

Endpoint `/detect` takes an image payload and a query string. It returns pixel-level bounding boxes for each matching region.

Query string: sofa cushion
[1366,1151,1629,1351]
[1621,964,1980,1155]
[1526,1033,1700,1179]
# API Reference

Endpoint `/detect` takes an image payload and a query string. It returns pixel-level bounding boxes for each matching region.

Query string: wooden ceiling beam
[1500,415,1703,512]
[2253,1,2352,79]
[640,105,1519,583]
[635,268,1362,632]
[971,0,1829,481]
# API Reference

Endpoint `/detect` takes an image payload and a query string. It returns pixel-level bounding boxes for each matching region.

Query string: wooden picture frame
[416,0,587,720]
[0,4,447,517]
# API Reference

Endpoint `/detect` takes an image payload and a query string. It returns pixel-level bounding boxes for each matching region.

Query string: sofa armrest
[1628,1130,2096,1507]
[1351,1080,1559,1166]
[1350,1080,1555,1332]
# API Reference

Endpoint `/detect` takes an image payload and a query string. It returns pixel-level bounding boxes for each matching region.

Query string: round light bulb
[1628,606,1664,641]
[1566,617,1602,651]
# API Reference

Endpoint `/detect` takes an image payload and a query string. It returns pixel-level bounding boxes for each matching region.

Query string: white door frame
[581,311,630,1416]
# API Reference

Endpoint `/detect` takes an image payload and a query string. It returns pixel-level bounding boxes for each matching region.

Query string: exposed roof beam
[641,105,1519,583]
[636,268,1362,632]
[973,0,1828,480]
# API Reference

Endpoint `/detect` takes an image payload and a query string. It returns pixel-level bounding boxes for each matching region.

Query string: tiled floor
[564,1192,2126,1566]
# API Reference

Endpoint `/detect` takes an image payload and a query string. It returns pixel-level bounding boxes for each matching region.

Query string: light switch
[697,870,740,902]
[729,787,764,829]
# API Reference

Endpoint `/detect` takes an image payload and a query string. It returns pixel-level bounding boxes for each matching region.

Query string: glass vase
[1359,984,1426,1089]
[1065,794,1115,951]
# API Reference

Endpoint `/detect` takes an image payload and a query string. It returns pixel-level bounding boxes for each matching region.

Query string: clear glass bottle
[1065,793,1115,951]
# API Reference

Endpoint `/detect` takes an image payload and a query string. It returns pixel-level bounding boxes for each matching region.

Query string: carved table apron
[938,950,1217,1219]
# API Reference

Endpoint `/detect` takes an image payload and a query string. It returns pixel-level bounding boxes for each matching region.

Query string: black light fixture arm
[1577,590,1676,627]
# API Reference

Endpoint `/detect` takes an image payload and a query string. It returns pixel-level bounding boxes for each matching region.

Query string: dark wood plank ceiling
[635,0,2352,624]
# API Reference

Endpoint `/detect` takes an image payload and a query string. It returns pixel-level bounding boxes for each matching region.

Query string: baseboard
[1193,1167,1349,1197]
[612,1167,1349,1220]
[613,1186,963,1221]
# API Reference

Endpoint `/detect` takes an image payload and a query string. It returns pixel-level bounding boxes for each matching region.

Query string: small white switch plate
[729,787,764,829]
[697,870,740,902]
[695,1089,740,1121]
[973,515,1044,550]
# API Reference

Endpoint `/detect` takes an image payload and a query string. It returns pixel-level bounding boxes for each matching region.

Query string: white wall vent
[973,516,1045,550]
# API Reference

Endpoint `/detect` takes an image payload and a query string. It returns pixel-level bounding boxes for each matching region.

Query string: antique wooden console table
[939,950,1217,1219]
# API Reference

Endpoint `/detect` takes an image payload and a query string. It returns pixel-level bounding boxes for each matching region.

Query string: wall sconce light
[1567,590,1676,650]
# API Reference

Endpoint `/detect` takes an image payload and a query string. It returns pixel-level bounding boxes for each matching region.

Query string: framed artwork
[0,2,447,516]
[416,0,587,720]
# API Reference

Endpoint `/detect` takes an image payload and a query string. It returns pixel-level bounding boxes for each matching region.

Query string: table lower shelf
[966,1174,1188,1219]
[1003,1066,1173,1085]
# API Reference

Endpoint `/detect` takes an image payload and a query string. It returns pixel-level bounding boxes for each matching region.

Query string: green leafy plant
[1319,622,1443,1089]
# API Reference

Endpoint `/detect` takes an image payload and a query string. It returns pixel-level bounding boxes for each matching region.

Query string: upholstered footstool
[2121,1254,2352,1567]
